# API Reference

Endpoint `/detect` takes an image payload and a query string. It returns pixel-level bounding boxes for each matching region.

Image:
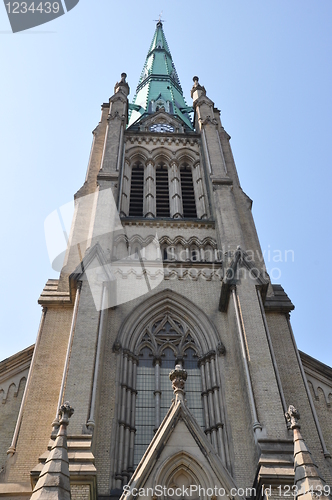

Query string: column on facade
[154,358,161,430]
[210,356,226,464]
[128,358,138,473]
[192,162,207,219]
[204,359,218,451]
[144,159,156,218]
[116,353,128,486]
[167,245,176,261]
[121,159,131,216]
[199,361,211,444]
[185,247,190,262]
[122,355,133,478]
[169,160,183,218]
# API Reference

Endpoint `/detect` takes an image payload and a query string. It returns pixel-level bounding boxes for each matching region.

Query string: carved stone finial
[114,73,130,96]
[59,402,74,426]
[191,76,206,99]
[285,405,301,430]
[169,364,187,392]
[30,402,74,500]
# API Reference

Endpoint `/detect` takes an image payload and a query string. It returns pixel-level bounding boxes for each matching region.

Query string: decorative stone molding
[121,218,215,229]
[164,267,222,281]
[217,342,226,356]
[112,340,122,353]
[0,345,33,404]
[300,350,332,405]
[108,111,126,122]
[285,405,300,429]
[191,76,206,99]
[199,115,219,127]
[114,73,130,97]
[169,364,187,392]
[125,135,199,148]
[97,172,119,182]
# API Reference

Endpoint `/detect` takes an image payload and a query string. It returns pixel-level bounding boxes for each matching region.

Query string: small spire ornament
[169,364,187,402]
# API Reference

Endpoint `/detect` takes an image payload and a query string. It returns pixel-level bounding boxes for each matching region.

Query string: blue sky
[0,0,331,366]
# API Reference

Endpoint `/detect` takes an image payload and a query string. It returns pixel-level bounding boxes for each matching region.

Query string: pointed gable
[121,372,243,500]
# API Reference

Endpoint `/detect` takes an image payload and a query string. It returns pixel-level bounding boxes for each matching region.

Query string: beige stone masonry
[236,277,287,440]
[6,307,74,484]
[266,312,332,486]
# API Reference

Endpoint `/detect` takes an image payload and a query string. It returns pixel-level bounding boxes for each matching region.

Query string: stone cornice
[0,344,34,381]
[97,172,119,182]
[125,134,199,147]
[300,350,332,404]
[300,350,332,379]
[121,217,215,230]
[210,176,233,186]
[0,344,34,401]
[264,284,294,313]
[38,279,72,306]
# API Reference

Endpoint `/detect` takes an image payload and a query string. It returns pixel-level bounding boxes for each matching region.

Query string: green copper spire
[128,21,193,130]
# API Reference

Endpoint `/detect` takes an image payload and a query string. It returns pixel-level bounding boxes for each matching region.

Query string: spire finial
[59,401,74,426]
[285,404,301,430]
[114,72,130,96]
[191,76,206,100]
[169,364,187,402]
[286,404,332,499]
[154,11,164,27]
[30,403,74,500]
[128,20,194,130]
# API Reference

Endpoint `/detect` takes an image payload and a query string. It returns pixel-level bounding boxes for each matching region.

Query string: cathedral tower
[1,21,331,500]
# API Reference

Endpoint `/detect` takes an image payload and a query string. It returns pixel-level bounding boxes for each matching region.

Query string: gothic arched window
[129,163,144,217]
[180,166,197,218]
[134,346,154,466]
[134,315,204,467]
[111,293,230,490]
[156,164,170,217]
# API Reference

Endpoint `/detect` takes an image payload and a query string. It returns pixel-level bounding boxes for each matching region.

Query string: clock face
[150,123,174,133]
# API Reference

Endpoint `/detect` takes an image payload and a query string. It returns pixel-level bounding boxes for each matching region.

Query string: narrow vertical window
[129,164,144,217]
[160,347,177,421]
[184,348,204,427]
[181,166,197,218]
[135,347,154,467]
[156,164,170,217]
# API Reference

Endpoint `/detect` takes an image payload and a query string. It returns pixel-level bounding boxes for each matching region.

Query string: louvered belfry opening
[181,166,197,218]
[129,164,144,217]
[156,164,170,217]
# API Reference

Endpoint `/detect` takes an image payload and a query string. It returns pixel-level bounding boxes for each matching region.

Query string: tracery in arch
[111,291,230,490]
[134,312,204,467]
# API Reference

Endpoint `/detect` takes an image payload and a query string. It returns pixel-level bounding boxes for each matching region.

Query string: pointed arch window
[156,164,170,217]
[135,347,154,466]
[129,163,144,217]
[112,302,230,490]
[133,314,204,467]
[180,166,197,218]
